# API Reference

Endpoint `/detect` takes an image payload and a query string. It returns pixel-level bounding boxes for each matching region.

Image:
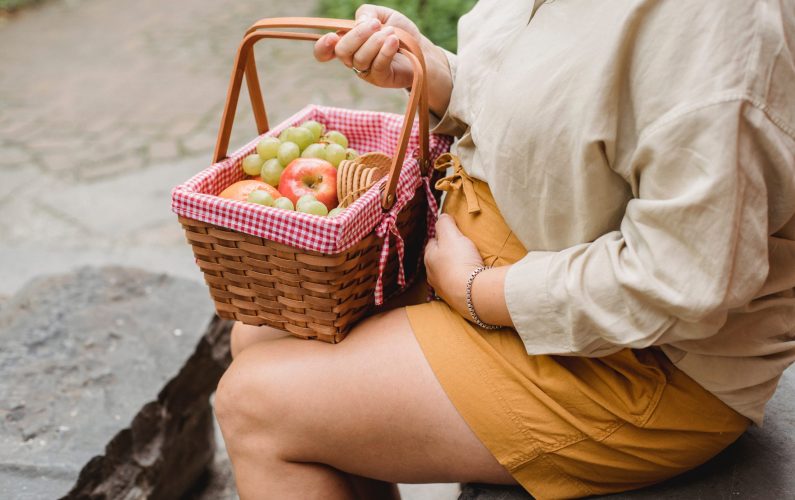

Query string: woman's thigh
[216,307,516,485]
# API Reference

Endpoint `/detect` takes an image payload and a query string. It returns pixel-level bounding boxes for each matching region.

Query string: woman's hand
[313,4,453,117]
[424,214,484,316]
[425,214,515,328]
[314,5,419,89]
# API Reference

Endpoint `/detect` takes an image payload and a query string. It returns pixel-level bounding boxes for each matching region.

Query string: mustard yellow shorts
[405,166,749,499]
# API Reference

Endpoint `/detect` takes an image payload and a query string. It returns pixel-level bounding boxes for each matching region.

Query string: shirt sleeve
[504,99,795,357]
[428,48,468,138]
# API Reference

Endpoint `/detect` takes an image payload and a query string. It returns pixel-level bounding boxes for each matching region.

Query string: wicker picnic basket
[171,18,451,343]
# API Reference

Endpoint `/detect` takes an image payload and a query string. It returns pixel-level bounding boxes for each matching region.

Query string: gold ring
[352,66,370,76]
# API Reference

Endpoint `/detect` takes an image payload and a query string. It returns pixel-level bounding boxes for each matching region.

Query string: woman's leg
[229,322,290,358]
[215,308,516,499]
[229,322,403,498]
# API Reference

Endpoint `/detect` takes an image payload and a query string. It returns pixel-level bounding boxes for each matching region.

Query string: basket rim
[171,104,452,254]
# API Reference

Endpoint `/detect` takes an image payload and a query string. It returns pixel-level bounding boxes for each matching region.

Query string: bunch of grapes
[240,120,358,186]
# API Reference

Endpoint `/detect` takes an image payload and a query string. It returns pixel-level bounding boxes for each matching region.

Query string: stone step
[0,266,230,499]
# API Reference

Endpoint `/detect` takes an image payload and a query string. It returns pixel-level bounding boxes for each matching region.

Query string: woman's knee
[215,344,288,440]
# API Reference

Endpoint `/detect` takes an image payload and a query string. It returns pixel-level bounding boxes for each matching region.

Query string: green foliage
[318,0,476,52]
[0,0,41,11]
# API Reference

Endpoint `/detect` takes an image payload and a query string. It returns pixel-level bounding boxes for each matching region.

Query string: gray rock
[459,367,794,500]
[0,266,228,499]
[184,408,238,500]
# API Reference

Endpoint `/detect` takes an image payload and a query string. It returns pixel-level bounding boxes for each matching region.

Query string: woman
[215,1,795,498]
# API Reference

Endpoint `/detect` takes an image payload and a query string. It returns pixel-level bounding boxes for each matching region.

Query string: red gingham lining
[171,105,452,302]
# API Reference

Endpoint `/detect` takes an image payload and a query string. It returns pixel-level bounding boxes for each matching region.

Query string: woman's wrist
[418,37,453,118]
[469,266,513,328]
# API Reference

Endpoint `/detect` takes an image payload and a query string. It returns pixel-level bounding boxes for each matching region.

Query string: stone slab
[0,266,217,499]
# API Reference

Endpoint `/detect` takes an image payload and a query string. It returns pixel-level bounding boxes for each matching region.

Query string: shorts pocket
[523,349,668,441]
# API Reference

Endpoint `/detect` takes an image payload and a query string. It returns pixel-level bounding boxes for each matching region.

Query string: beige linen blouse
[432,0,795,425]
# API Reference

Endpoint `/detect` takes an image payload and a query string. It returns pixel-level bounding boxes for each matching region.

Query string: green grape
[301,143,327,160]
[247,190,274,206]
[260,158,284,186]
[328,207,345,217]
[324,143,346,168]
[241,154,264,176]
[291,127,314,151]
[256,137,281,160]
[301,120,324,142]
[345,148,359,161]
[296,193,318,212]
[323,130,348,149]
[277,141,300,166]
[300,200,329,216]
[279,127,298,142]
[272,197,294,211]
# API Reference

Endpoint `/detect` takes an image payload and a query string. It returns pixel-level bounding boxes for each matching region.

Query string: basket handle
[213,17,430,211]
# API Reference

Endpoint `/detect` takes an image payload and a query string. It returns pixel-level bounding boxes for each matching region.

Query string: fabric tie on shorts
[434,153,481,214]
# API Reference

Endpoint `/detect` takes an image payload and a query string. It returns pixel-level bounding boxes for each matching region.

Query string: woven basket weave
[172,18,446,343]
[178,188,427,343]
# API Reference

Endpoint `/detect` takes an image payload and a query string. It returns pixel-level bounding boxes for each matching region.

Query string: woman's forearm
[419,37,453,118]
[469,265,514,328]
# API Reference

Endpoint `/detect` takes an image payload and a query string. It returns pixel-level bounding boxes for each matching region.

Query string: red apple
[277,158,338,209]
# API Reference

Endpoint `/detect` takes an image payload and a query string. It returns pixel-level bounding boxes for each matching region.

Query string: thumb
[435,214,463,242]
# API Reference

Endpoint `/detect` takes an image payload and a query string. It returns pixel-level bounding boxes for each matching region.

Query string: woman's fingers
[334,17,382,67]
[370,34,401,81]
[355,4,393,25]
[352,26,394,73]
[313,5,412,88]
[313,33,340,62]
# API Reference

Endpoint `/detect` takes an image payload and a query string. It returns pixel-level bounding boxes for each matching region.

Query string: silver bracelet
[466,266,502,330]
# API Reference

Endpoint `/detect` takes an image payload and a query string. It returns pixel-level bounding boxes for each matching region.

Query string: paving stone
[76,152,146,182]
[37,148,94,176]
[0,266,225,499]
[0,164,39,204]
[182,129,219,156]
[165,119,200,139]
[26,135,84,154]
[0,114,39,141]
[147,139,181,162]
[0,144,34,168]
[0,193,93,244]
